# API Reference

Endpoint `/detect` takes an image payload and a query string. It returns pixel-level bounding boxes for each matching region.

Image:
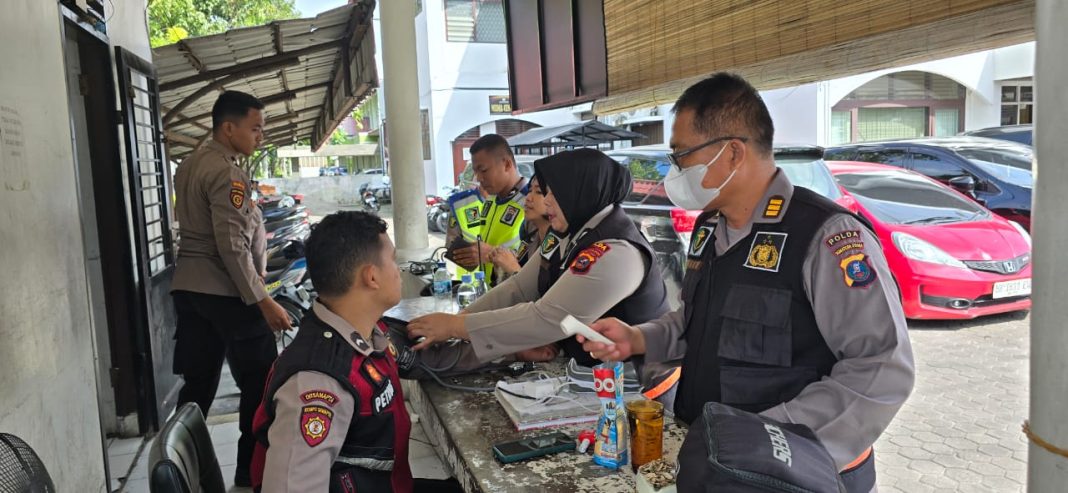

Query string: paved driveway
[877,311,1030,492]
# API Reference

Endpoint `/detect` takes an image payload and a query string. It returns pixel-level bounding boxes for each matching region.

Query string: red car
[827,161,1032,320]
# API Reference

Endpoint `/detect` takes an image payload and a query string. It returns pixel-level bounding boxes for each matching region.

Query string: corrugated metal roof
[507,120,645,148]
[155,1,377,160]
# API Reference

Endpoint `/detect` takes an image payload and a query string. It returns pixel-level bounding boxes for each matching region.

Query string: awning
[507,120,644,149]
[276,143,378,158]
[154,2,377,160]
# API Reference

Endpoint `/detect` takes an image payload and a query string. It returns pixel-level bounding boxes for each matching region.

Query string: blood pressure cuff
[676,402,845,493]
[377,316,506,380]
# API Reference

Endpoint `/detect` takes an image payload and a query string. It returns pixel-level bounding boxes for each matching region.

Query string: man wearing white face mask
[580,73,915,492]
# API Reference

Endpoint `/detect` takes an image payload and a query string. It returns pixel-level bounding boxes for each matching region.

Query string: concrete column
[1030,1,1068,490]
[380,0,429,258]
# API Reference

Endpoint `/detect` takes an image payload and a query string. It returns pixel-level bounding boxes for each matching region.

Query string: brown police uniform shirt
[636,170,915,469]
[261,302,397,492]
[171,139,267,305]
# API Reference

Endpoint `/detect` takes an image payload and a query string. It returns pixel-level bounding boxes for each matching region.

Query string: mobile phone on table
[492,432,575,464]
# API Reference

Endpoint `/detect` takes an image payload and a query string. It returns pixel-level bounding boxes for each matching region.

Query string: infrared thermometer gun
[560,315,614,345]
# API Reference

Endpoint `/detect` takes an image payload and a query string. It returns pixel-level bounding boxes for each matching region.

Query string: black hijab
[533,148,632,237]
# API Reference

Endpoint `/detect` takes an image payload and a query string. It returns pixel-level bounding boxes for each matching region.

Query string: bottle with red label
[592,361,628,469]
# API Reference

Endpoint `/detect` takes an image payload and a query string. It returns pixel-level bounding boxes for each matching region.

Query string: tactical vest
[538,205,670,366]
[449,182,527,283]
[674,187,847,425]
[250,313,412,493]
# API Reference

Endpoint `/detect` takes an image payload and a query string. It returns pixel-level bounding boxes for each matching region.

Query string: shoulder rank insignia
[763,195,785,219]
[541,232,562,259]
[301,405,334,447]
[744,231,788,272]
[501,205,521,226]
[689,225,715,258]
[230,180,245,209]
[840,253,877,288]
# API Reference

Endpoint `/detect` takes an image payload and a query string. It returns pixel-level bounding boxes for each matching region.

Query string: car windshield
[835,170,989,225]
[954,148,1034,188]
[776,156,842,200]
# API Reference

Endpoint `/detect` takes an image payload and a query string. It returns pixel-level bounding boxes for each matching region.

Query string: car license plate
[993,279,1031,299]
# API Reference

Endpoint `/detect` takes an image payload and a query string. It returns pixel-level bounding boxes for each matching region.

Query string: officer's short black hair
[469,134,514,162]
[212,90,265,130]
[673,73,774,155]
[305,211,388,298]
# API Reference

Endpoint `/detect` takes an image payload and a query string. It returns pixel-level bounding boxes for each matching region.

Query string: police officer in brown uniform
[580,74,915,492]
[170,90,290,486]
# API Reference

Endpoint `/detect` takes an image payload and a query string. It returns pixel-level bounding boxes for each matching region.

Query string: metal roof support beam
[163,57,303,124]
[167,81,331,129]
[159,40,341,92]
[176,39,205,73]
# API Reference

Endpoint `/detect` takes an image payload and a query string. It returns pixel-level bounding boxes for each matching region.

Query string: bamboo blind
[597,0,1034,114]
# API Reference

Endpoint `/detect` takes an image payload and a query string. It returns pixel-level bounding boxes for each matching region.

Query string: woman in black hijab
[408,148,671,368]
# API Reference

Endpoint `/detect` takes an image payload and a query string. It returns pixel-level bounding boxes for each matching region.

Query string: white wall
[0,1,137,489]
[762,83,822,145]
[993,42,1035,81]
[416,1,583,192]
[757,45,1042,145]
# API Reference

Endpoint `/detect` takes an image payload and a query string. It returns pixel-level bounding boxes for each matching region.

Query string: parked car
[827,161,1031,319]
[319,166,348,176]
[960,124,1032,146]
[606,144,857,304]
[825,137,1034,230]
[456,155,537,190]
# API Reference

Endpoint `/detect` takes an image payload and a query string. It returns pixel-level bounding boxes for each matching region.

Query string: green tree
[149,0,300,48]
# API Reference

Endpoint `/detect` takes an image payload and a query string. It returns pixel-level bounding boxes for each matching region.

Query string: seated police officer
[581,73,915,492]
[250,212,413,492]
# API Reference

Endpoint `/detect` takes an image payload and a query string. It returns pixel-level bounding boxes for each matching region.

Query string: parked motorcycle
[358,182,381,212]
[265,240,315,347]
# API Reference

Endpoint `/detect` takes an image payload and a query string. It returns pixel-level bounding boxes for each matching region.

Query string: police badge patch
[689,225,715,258]
[463,207,480,225]
[230,180,245,209]
[840,253,877,288]
[300,405,334,447]
[541,232,562,259]
[501,205,521,226]
[744,232,788,272]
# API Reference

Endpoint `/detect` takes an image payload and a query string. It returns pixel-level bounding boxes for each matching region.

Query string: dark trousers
[172,291,278,476]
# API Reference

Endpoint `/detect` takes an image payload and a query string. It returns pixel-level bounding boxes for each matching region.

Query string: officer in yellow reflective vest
[445,134,528,286]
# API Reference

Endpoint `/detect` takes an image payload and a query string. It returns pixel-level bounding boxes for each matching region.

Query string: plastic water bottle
[456,274,477,309]
[473,271,488,297]
[432,262,451,299]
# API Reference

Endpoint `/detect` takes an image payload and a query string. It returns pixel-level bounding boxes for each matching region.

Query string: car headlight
[891,232,966,268]
[1009,221,1031,248]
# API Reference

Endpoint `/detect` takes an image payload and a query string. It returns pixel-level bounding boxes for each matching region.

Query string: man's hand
[577,317,645,362]
[450,241,491,270]
[489,247,522,275]
[407,313,468,351]
[258,297,292,332]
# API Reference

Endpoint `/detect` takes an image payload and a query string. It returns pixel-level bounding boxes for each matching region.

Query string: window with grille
[444,0,506,43]
[117,54,174,277]
[843,71,965,101]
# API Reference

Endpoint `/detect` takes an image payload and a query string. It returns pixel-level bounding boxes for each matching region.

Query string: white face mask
[664,143,737,210]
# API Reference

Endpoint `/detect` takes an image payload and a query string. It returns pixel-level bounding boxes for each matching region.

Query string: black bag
[676,402,845,493]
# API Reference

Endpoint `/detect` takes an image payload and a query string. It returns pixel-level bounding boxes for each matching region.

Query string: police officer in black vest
[581,73,915,492]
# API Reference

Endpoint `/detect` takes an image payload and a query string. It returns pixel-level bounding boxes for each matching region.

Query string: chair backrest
[0,433,55,493]
[148,403,226,493]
